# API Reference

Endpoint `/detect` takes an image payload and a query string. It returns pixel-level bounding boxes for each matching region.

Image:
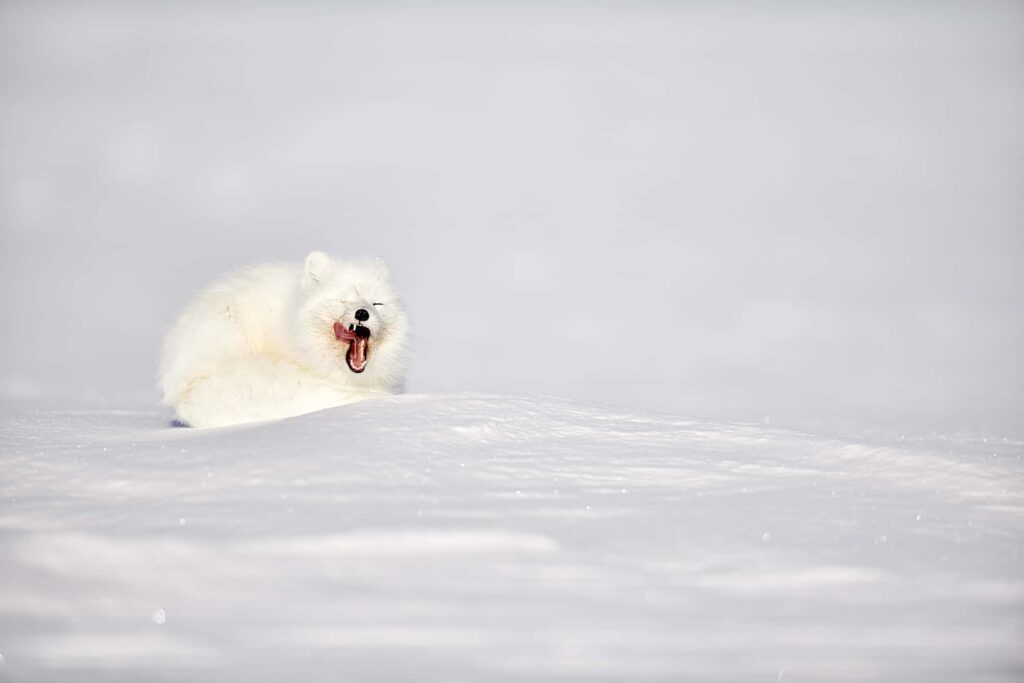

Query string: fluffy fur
[158,251,409,428]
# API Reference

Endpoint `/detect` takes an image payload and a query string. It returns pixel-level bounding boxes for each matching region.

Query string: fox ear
[303,251,333,287]
[372,256,390,277]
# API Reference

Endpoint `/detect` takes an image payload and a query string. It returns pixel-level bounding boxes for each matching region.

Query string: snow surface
[1,394,1022,681]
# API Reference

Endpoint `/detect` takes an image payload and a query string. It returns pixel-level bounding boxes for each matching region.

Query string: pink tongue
[334,322,368,372]
[349,337,368,370]
[334,322,356,342]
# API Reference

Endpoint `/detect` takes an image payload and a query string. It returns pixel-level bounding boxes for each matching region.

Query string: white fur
[158,252,409,428]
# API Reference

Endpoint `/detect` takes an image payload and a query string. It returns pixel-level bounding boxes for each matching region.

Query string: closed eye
[372,302,384,306]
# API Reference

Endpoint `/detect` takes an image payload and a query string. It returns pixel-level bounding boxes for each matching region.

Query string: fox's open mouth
[333,322,371,373]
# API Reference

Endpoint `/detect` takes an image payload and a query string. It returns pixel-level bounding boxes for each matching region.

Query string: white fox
[158,251,409,428]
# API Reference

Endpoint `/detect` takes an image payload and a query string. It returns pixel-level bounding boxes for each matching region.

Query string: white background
[2,2,1021,436]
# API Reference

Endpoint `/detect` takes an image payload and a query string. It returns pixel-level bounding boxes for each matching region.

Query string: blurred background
[1,1,1021,436]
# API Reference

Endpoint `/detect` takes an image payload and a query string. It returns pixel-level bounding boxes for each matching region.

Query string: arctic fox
[158,251,409,428]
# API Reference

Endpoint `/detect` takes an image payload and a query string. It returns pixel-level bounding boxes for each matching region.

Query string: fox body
[158,251,409,427]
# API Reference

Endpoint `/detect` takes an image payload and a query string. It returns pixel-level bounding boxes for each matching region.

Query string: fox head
[293,251,410,390]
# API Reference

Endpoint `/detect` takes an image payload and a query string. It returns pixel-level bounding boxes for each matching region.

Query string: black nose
[354,308,370,321]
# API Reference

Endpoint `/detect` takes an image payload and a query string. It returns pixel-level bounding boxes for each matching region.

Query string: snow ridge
[1,393,1022,681]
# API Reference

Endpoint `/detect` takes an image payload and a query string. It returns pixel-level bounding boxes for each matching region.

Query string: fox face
[294,251,410,388]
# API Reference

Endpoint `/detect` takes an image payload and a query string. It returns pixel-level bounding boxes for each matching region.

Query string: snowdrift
[1,393,1022,681]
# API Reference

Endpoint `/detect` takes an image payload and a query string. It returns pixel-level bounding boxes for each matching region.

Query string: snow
[1,2,1022,680]
[2,394,1022,681]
